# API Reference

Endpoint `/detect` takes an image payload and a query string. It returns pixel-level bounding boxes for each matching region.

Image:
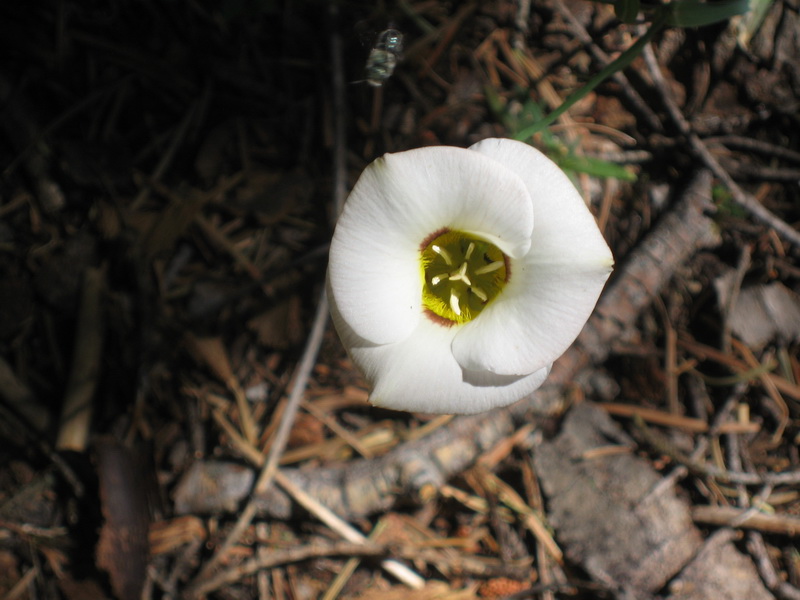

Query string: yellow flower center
[420,230,508,325]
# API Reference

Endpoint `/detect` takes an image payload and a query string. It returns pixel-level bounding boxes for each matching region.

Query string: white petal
[374,147,535,257]
[452,258,612,375]
[328,145,534,345]
[453,139,614,375]
[469,138,613,266]
[328,228,421,346]
[337,309,551,415]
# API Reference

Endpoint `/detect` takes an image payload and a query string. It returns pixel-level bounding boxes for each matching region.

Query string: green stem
[513,11,668,140]
[693,360,777,386]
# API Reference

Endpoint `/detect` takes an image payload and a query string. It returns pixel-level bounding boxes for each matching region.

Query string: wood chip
[533,402,702,595]
[665,530,772,600]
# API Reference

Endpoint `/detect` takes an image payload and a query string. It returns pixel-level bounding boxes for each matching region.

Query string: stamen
[475,261,504,275]
[420,230,509,325]
[448,262,472,286]
[449,291,461,316]
[431,245,453,266]
[464,242,475,260]
[470,286,488,302]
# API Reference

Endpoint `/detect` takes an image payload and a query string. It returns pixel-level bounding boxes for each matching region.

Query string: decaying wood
[665,530,773,600]
[95,437,151,600]
[532,410,779,600]
[533,402,703,598]
[255,408,519,520]
[255,170,720,520]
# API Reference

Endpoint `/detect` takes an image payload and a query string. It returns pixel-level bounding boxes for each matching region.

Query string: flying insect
[365,28,404,87]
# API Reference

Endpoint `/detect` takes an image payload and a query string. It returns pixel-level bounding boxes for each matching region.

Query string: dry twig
[641,44,800,248]
[692,505,800,537]
[190,289,330,585]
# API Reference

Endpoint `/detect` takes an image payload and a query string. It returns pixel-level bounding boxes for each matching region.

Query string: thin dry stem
[55,266,105,452]
[191,289,329,584]
[642,43,800,249]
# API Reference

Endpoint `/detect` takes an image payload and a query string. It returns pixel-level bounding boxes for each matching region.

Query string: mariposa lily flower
[327,138,613,414]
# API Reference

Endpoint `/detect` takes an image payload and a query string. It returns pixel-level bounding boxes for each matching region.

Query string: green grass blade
[615,0,642,24]
[666,0,750,27]
[558,154,638,181]
[513,11,668,141]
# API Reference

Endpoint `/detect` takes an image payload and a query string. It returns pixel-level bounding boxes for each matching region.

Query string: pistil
[448,262,472,286]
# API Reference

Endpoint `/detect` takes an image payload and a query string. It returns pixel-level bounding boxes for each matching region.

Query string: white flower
[327,138,613,414]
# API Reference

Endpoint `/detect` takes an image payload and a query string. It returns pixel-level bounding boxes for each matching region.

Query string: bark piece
[715,272,800,347]
[173,461,254,515]
[533,402,702,597]
[255,409,519,519]
[95,438,150,600]
[665,530,773,600]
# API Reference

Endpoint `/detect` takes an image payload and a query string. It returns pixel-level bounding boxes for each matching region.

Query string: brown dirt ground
[0,1,799,599]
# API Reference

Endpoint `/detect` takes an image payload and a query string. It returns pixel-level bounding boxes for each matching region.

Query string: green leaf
[666,0,750,27]
[615,0,642,23]
[513,11,667,140]
[713,184,748,217]
[484,86,507,122]
[558,154,638,181]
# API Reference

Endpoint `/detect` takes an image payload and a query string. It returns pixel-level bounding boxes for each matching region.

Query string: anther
[464,242,475,260]
[420,230,509,325]
[475,261,504,275]
[449,291,461,316]
[470,286,488,302]
[432,245,453,266]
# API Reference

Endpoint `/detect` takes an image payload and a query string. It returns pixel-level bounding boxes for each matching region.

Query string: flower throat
[420,230,508,325]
